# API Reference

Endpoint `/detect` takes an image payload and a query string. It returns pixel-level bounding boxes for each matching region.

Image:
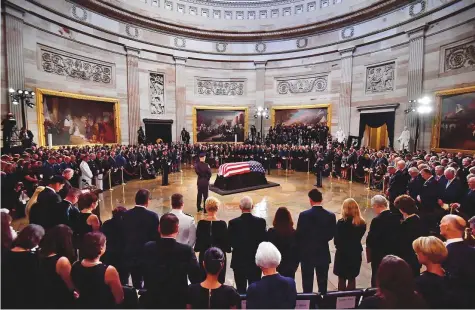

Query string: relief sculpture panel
[277,75,328,95]
[444,41,475,72]
[196,79,245,96]
[365,62,395,93]
[150,72,165,115]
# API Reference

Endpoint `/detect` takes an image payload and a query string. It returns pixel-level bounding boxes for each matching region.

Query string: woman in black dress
[38,224,77,308]
[194,197,230,284]
[333,198,367,290]
[72,192,101,251]
[395,195,426,276]
[101,206,127,284]
[1,224,45,309]
[71,232,124,308]
[266,207,298,279]
[413,236,455,308]
[187,247,241,309]
[359,255,427,309]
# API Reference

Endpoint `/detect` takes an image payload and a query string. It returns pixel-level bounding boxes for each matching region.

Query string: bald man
[439,215,475,308]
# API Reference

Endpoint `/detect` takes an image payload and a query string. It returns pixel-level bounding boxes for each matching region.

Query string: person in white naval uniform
[170,193,196,247]
[79,154,93,189]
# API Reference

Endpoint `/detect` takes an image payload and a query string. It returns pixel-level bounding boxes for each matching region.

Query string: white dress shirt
[170,209,196,247]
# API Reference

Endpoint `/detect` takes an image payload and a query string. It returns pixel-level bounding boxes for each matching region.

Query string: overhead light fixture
[257,107,263,112]
[8,88,15,93]
[30,91,35,96]
[417,96,431,105]
[24,91,29,95]
[13,100,19,105]
[18,89,23,94]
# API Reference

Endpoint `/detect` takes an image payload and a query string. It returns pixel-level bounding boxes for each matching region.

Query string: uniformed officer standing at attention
[314,152,324,188]
[161,150,170,186]
[195,152,212,213]
[169,193,196,247]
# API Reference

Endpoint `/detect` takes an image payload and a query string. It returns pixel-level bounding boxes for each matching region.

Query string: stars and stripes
[218,161,265,178]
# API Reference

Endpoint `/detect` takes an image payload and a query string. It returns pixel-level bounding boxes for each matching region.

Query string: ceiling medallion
[409,0,426,17]
[72,4,87,21]
[296,38,308,48]
[341,26,354,39]
[255,42,267,53]
[125,25,139,38]
[174,37,186,48]
[216,42,228,53]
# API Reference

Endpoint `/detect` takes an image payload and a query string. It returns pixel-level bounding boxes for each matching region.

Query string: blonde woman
[194,197,230,284]
[333,198,366,290]
[26,186,45,221]
[412,236,453,308]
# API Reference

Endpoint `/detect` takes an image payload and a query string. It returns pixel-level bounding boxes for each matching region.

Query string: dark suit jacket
[246,274,297,309]
[408,175,424,201]
[29,187,62,230]
[122,206,159,262]
[439,178,463,205]
[141,238,201,308]
[228,213,267,269]
[366,210,401,263]
[296,206,336,265]
[388,170,408,202]
[51,200,72,227]
[58,179,72,200]
[458,190,475,219]
[398,215,425,275]
[419,177,439,213]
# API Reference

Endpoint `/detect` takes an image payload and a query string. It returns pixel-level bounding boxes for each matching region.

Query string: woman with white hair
[246,242,296,309]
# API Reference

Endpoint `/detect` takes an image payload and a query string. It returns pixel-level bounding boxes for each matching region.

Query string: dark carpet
[209,182,281,196]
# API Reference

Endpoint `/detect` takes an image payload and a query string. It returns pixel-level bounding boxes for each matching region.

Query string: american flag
[218,161,265,178]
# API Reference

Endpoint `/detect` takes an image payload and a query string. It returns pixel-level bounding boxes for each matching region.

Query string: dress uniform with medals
[195,152,212,212]
[170,208,197,247]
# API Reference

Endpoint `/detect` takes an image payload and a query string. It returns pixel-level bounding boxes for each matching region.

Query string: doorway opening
[363,123,388,150]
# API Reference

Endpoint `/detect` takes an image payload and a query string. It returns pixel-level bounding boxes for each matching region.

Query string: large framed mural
[271,104,332,127]
[431,86,475,153]
[192,106,248,143]
[36,89,121,146]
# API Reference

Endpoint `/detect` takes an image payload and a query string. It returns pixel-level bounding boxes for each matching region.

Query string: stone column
[254,61,267,136]
[174,56,187,141]
[338,47,355,137]
[4,5,25,128]
[406,25,426,151]
[125,46,140,145]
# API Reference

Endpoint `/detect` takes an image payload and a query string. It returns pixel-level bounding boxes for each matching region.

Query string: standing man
[314,153,324,188]
[169,193,196,247]
[418,168,440,233]
[58,168,74,199]
[296,189,336,294]
[29,176,65,230]
[228,196,267,294]
[161,150,170,186]
[194,152,211,213]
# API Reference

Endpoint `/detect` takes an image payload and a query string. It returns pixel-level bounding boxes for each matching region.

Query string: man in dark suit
[438,167,463,207]
[122,189,160,289]
[452,176,475,220]
[140,213,201,308]
[58,168,74,199]
[228,196,267,294]
[366,195,401,286]
[418,168,440,233]
[387,161,409,209]
[296,189,336,294]
[29,175,65,230]
[407,167,424,201]
[51,187,80,227]
[440,215,475,308]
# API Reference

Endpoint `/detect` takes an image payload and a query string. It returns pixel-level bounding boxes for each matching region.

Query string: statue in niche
[335,127,346,144]
[397,126,411,151]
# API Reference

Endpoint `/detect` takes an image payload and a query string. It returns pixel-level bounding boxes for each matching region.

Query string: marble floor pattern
[18,166,385,292]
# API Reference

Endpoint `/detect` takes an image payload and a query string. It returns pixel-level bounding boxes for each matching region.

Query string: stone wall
[1,0,474,150]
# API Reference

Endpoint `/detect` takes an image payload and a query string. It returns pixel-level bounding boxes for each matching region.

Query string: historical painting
[271,104,331,127]
[36,89,120,146]
[193,107,248,143]
[432,86,475,152]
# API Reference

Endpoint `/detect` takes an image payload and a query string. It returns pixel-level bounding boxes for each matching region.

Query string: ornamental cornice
[71,0,411,41]
[176,0,302,8]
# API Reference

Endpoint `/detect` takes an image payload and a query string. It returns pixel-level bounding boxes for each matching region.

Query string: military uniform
[170,209,196,247]
[161,153,170,185]
[195,157,212,212]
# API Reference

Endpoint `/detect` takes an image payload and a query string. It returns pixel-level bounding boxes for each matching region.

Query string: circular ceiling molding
[72,5,87,21]
[174,37,186,48]
[125,25,139,38]
[341,26,354,39]
[409,0,426,17]
[296,37,308,48]
[216,42,228,52]
[255,42,266,53]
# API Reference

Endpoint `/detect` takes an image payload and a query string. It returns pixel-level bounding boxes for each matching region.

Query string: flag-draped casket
[214,161,268,190]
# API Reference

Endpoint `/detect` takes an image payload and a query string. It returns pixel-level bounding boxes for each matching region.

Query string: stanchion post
[121,167,125,185]
[139,164,143,180]
[307,159,310,175]
[349,166,353,183]
[366,169,371,190]
[108,170,113,191]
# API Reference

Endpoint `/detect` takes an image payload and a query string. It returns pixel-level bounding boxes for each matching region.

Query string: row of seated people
[2,187,475,308]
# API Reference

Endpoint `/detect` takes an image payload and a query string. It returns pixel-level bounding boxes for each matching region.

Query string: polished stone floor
[16,165,384,292]
[98,165,380,292]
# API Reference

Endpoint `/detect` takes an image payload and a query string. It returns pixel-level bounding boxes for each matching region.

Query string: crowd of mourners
[1,123,475,309]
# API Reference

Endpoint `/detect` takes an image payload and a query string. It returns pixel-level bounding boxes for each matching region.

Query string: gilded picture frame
[271,103,332,132]
[431,85,475,154]
[36,88,121,147]
[192,106,249,143]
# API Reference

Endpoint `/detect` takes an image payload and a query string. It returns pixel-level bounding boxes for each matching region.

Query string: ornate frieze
[196,79,245,96]
[365,62,395,93]
[276,75,328,94]
[40,45,112,84]
[72,4,87,21]
[444,41,475,72]
[150,73,165,115]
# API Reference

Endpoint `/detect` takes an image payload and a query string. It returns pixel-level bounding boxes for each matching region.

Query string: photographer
[19,127,34,148]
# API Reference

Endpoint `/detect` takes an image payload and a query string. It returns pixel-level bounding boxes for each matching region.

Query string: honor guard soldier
[314,153,325,188]
[170,193,197,247]
[195,152,212,213]
[161,150,170,186]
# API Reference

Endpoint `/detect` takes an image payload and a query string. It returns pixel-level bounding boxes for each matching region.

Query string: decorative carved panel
[276,75,328,94]
[444,41,475,72]
[150,72,165,115]
[40,45,112,84]
[196,79,245,96]
[365,62,395,93]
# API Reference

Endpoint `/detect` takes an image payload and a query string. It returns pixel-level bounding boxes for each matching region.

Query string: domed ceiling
[74,0,412,40]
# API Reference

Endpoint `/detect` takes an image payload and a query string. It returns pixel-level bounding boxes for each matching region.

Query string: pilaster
[254,61,267,135]
[174,56,187,140]
[125,46,140,145]
[338,47,355,137]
